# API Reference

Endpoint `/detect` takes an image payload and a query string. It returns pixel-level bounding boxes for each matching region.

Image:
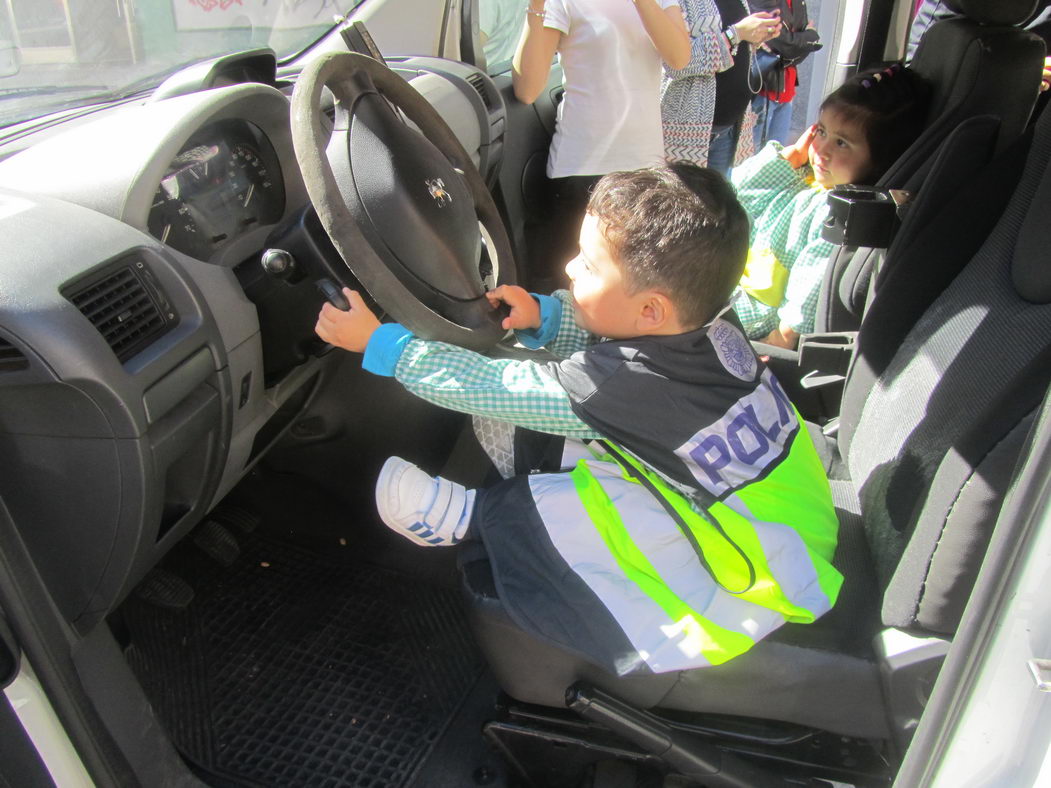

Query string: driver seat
[459,100,1051,749]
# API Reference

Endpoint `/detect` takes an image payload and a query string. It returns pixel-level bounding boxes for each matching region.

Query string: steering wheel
[290,51,516,351]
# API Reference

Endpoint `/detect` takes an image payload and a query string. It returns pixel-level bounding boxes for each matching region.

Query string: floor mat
[121,529,485,787]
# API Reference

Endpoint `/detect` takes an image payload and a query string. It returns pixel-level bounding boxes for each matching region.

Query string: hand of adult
[781,124,817,169]
[734,11,781,46]
[315,288,382,353]
[1042,55,1051,93]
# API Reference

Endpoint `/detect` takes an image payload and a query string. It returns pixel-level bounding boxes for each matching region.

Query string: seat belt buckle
[800,370,846,390]
[796,331,857,388]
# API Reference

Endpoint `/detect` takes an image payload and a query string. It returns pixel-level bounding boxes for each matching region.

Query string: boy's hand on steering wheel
[782,124,817,170]
[315,288,381,353]
[487,285,541,331]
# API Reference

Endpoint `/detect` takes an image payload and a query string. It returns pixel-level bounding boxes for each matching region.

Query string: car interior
[0,0,1049,786]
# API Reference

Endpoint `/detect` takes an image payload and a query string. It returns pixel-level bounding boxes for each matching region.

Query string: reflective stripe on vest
[527,430,841,672]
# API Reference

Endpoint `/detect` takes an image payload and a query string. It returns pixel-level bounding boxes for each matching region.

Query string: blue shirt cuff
[362,323,414,376]
[515,294,562,349]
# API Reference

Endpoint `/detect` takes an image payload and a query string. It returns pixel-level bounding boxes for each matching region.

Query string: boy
[315,163,842,674]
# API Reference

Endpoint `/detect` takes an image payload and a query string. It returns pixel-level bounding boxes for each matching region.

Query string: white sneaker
[374,457,475,547]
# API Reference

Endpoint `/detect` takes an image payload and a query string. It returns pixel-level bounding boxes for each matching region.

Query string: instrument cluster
[147,119,285,260]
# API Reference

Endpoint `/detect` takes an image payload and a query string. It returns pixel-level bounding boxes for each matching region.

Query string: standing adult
[513,0,690,287]
[661,0,780,168]
[748,0,821,150]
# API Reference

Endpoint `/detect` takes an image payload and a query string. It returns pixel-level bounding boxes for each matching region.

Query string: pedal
[208,504,260,534]
[136,568,194,610]
[193,520,241,566]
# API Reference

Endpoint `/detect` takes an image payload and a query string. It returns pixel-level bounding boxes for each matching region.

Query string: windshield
[0,0,366,130]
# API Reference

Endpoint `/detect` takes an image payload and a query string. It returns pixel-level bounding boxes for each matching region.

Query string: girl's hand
[781,124,817,169]
[761,324,799,350]
[733,11,781,46]
[486,285,541,331]
[315,288,381,353]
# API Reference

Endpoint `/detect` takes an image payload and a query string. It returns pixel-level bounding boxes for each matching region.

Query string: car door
[465,0,565,290]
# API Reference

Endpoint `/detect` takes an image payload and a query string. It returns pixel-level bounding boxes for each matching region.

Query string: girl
[730,63,931,348]
[512,0,690,287]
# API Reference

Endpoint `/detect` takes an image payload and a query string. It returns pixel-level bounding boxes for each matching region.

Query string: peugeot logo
[426,178,453,207]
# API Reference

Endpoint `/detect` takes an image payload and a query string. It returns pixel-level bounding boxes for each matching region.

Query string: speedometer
[226,142,282,229]
[147,121,285,259]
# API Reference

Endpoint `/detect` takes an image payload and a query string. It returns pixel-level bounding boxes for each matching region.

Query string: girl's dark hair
[820,63,932,183]
[587,163,750,329]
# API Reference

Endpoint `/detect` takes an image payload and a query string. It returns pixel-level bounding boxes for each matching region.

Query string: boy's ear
[637,291,677,332]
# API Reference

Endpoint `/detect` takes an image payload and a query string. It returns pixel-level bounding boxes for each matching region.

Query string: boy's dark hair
[820,63,932,183]
[586,162,750,329]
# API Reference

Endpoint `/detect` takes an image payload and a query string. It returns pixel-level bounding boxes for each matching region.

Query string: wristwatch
[724,24,740,53]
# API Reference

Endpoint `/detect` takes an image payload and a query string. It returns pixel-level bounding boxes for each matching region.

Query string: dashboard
[0,53,507,633]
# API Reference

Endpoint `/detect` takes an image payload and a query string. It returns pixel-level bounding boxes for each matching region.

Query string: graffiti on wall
[174,0,343,30]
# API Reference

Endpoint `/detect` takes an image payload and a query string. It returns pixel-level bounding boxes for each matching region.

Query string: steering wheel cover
[291,51,515,350]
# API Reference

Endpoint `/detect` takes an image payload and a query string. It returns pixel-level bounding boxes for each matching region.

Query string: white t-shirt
[544,0,680,178]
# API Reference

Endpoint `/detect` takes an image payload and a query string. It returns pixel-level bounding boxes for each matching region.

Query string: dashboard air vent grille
[0,337,28,372]
[466,73,495,112]
[67,263,174,362]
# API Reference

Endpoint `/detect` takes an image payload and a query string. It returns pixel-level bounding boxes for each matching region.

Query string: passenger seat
[815,0,1045,334]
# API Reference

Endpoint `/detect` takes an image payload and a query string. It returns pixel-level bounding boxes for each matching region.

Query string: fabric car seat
[814,0,1045,334]
[760,112,1013,420]
[460,101,1051,744]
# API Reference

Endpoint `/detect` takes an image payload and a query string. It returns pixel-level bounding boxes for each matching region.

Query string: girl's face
[809,108,873,188]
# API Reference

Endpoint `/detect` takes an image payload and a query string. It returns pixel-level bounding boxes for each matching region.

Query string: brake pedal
[136,568,194,610]
[208,504,260,534]
[193,520,241,566]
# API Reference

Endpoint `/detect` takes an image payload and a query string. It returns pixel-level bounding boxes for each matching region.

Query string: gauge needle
[243,183,255,208]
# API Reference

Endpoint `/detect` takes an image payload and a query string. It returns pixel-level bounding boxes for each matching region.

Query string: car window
[0,0,367,130]
[478,0,526,75]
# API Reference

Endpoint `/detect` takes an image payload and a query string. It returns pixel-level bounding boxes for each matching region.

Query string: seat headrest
[943,0,1040,26]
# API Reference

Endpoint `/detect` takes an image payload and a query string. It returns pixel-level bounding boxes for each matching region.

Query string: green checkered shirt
[393,290,602,438]
[730,142,836,338]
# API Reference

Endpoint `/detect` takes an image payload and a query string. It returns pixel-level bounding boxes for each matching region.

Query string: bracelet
[526,6,545,18]
[724,24,740,54]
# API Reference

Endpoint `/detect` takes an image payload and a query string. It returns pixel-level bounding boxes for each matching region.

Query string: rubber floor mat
[121,531,484,787]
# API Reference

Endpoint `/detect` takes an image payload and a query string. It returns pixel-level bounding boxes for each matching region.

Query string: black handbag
[750,47,786,95]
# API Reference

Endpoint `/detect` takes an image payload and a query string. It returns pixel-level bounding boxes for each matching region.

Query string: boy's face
[809,108,873,188]
[565,213,648,338]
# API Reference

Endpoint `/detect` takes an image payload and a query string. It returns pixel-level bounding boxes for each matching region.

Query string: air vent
[0,337,28,372]
[66,263,175,362]
[466,72,495,112]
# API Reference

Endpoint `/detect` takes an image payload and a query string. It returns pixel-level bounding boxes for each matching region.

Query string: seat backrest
[840,102,1051,635]
[815,114,1006,337]
[837,115,1030,446]
[813,0,1045,333]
